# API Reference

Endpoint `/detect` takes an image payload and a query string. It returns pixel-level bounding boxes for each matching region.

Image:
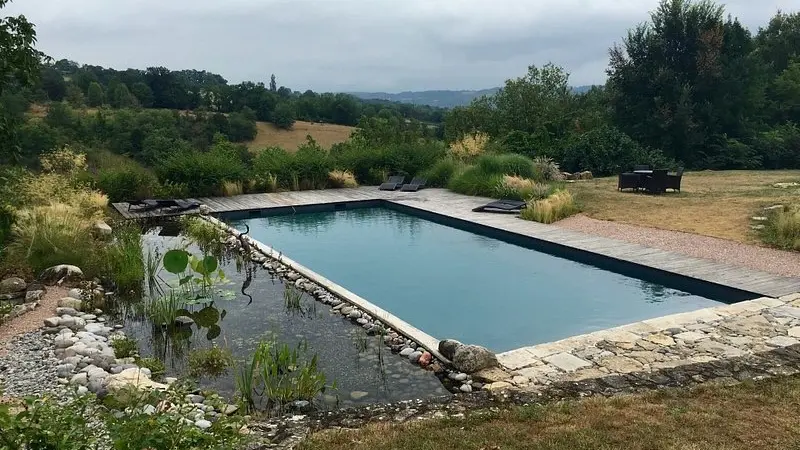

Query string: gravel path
[0,286,66,357]
[557,215,800,278]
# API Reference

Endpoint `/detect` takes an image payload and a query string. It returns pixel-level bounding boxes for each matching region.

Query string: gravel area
[0,286,66,357]
[0,331,64,399]
[557,215,800,278]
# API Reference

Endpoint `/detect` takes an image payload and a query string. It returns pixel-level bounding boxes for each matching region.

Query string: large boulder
[104,368,168,402]
[0,277,27,295]
[438,339,463,361]
[40,265,84,285]
[58,297,83,311]
[451,344,499,373]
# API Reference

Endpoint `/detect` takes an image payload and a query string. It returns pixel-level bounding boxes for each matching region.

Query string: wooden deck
[112,188,800,299]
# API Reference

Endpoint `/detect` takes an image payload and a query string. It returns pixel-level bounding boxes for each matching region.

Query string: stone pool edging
[200,215,481,392]
[492,292,800,392]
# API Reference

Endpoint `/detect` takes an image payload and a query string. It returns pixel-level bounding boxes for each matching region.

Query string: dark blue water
[235,208,723,352]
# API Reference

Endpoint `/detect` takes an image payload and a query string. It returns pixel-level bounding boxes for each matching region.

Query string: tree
[227,111,257,141]
[87,81,104,106]
[64,83,84,107]
[269,74,277,92]
[109,83,137,109]
[40,66,66,101]
[272,102,295,130]
[130,81,154,108]
[144,66,188,109]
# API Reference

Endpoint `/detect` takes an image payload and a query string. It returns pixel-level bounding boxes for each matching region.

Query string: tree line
[445,1,800,173]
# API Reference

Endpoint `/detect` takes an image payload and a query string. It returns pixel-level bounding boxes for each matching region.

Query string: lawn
[247,120,354,151]
[301,375,800,450]
[566,170,800,244]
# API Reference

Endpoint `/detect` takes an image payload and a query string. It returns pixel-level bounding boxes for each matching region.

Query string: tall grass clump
[493,175,536,201]
[520,190,579,224]
[447,166,503,197]
[180,216,226,257]
[761,205,800,251]
[475,153,538,179]
[419,157,465,187]
[188,346,234,379]
[221,181,243,196]
[327,170,358,188]
[532,156,565,181]
[106,223,145,294]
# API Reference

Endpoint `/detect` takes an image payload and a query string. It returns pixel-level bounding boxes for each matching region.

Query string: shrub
[328,170,358,188]
[188,347,234,379]
[521,190,579,224]
[761,205,800,251]
[448,133,489,161]
[252,146,292,189]
[221,181,243,196]
[6,203,99,275]
[158,150,245,197]
[111,336,139,358]
[272,102,296,130]
[40,146,87,175]
[332,141,446,185]
[562,126,674,176]
[475,153,537,179]
[448,166,503,197]
[418,157,464,188]
[494,175,536,201]
[0,394,98,449]
[135,357,166,379]
[96,167,159,202]
[291,139,332,190]
[532,156,564,181]
[227,111,257,142]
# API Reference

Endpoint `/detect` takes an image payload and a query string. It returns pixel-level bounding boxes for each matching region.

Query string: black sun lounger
[400,177,427,192]
[379,175,405,191]
[472,199,527,214]
[127,199,199,213]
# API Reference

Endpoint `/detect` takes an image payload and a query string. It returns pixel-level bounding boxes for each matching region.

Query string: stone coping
[201,215,448,363]
[494,292,800,391]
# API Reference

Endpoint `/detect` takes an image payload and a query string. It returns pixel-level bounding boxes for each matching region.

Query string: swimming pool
[231,206,742,352]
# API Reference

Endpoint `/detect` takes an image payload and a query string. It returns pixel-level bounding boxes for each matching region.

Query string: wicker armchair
[643,169,669,194]
[666,167,684,192]
[618,173,640,191]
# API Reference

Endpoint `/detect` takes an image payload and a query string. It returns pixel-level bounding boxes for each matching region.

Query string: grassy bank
[566,170,800,244]
[302,375,800,450]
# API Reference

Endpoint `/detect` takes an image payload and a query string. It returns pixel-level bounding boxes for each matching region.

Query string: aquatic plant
[146,290,185,327]
[111,336,139,358]
[179,217,226,258]
[187,346,234,379]
[106,223,145,295]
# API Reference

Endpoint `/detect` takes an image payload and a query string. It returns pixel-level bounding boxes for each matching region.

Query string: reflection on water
[235,207,725,352]
[118,231,447,407]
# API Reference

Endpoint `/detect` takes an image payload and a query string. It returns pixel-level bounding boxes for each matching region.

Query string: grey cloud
[4,0,796,92]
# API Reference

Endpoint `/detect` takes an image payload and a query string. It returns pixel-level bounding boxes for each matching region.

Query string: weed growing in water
[188,347,235,379]
[110,336,139,358]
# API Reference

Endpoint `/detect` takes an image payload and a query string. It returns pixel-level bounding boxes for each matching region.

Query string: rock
[67,288,83,300]
[187,394,205,404]
[58,297,83,311]
[43,317,60,328]
[448,372,468,382]
[94,220,112,237]
[174,316,194,326]
[104,368,168,400]
[766,336,799,348]
[438,339,463,360]
[164,377,178,384]
[142,404,156,415]
[54,334,77,348]
[451,345,498,373]
[459,384,473,393]
[579,170,594,180]
[56,307,78,316]
[484,381,513,391]
[199,204,211,215]
[472,367,511,383]
[0,277,26,295]
[408,351,422,363]
[56,363,76,377]
[292,400,310,410]
[399,347,414,357]
[70,372,88,386]
[349,391,369,401]
[25,290,45,303]
[340,306,353,315]
[347,310,362,319]
[76,386,89,395]
[40,265,84,285]
[418,351,432,367]
[195,419,212,430]
[222,404,238,415]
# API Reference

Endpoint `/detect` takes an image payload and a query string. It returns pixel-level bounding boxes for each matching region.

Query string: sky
[4,0,796,93]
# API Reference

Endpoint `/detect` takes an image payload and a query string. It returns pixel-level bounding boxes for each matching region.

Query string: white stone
[644,333,676,346]
[44,317,60,328]
[399,347,414,357]
[195,419,212,430]
[543,352,592,372]
[67,288,83,300]
[788,327,800,338]
[673,331,708,343]
[69,372,88,386]
[766,336,799,348]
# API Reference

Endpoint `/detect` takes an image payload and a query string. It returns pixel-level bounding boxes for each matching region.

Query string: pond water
[233,207,728,352]
[119,228,448,408]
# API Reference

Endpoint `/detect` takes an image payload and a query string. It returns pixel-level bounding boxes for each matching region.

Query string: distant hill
[348,85,597,108]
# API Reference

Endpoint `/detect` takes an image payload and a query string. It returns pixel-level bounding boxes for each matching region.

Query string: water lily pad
[206,324,221,340]
[193,306,220,327]
[163,250,189,274]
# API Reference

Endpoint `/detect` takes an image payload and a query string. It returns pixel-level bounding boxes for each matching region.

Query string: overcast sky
[4,0,796,92]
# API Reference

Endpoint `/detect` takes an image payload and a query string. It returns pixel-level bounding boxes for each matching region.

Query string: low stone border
[201,215,480,393]
[491,292,800,391]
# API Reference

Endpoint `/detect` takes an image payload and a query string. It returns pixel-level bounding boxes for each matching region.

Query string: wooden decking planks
[112,187,800,298]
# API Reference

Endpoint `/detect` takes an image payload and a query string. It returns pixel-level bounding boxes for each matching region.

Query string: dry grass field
[302,376,800,450]
[247,120,354,152]
[566,170,800,244]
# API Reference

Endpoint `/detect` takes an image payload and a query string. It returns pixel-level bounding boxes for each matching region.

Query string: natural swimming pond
[120,228,448,408]
[231,206,740,352]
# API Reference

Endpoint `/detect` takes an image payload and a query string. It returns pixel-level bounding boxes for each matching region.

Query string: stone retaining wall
[492,293,800,391]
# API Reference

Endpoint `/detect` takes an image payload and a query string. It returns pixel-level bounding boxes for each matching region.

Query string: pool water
[234,207,727,352]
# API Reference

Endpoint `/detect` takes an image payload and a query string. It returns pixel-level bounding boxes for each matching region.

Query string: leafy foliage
[187,346,234,379]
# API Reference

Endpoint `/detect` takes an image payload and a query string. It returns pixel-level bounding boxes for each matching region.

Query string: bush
[227,111,257,142]
[520,190,579,224]
[475,153,538,179]
[332,141,446,185]
[328,170,358,188]
[761,205,800,251]
[252,146,292,189]
[272,102,296,130]
[562,126,673,176]
[252,140,332,190]
[135,357,166,379]
[418,157,465,188]
[158,149,245,197]
[111,336,139,358]
[96,167,159,202]
[448,133,489,161]
[0,394,99,449]
[532,156,564,181]
[188,347,234,379]
[448,166,503,197]
[493,175,551,201]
